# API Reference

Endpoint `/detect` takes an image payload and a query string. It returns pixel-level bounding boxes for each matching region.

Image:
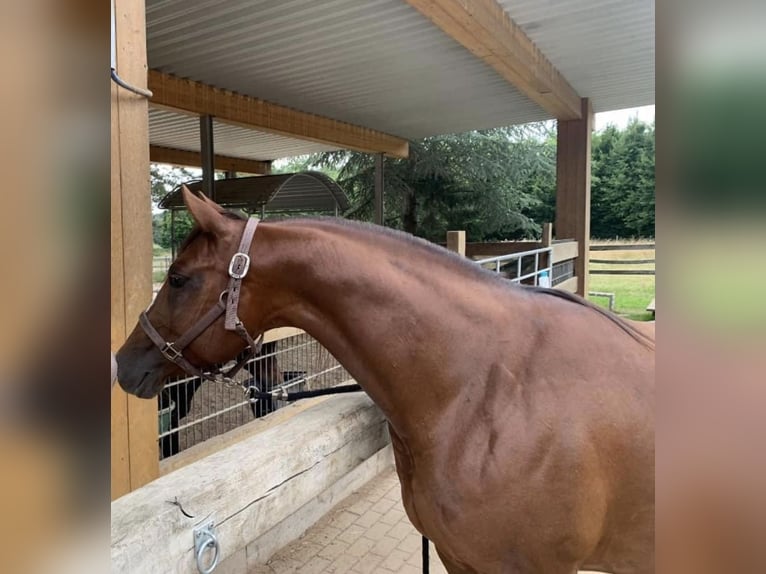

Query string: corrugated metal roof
[145,0,653,158]
[160,171,350,214]
[146,0,546,141]
[149,108,338,161]
[498,0,654,113]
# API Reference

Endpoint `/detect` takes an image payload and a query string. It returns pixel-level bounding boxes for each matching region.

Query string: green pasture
[587,240,655,321]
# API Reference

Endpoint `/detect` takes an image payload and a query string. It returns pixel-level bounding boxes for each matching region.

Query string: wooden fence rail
[590,269,655,275]
[589,243,655,276]
[590,244,655,251]
[590,258,655,265]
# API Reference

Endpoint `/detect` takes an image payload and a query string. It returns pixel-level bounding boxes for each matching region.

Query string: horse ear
[181,185,227,236]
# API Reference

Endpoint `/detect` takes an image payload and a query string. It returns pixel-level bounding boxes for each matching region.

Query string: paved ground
[251,466,447,573]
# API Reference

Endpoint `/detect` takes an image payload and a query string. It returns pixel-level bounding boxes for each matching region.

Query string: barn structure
[111,0,653,570]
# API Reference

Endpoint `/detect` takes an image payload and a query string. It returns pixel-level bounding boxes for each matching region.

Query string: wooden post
[446,231,466,256]
[541,222,552,247]
[111,0,159,499]
[555,98,593,296]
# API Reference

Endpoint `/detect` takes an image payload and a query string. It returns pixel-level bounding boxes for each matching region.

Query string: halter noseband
[139,218,263,383]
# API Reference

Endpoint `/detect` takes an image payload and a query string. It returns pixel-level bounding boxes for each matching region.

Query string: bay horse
[116,188,654,574]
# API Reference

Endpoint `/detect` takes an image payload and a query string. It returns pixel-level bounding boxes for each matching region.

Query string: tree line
[151,119,654,248]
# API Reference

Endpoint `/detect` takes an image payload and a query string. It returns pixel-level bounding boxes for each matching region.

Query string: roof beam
[149,145,271,175]
[403,0,582,120]
[148,70,409,158]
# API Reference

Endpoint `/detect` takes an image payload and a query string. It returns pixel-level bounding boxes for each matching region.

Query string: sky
[594,105,654,131]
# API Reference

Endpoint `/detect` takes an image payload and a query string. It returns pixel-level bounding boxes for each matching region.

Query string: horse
[116,187,654,574]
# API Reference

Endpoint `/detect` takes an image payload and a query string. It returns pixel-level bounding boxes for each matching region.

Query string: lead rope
[246,382,430,572]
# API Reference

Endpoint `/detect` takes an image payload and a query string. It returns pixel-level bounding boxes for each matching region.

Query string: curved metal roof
[159,171,350,214]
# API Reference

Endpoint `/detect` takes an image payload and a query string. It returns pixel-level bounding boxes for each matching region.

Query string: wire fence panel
[157,331,351,461]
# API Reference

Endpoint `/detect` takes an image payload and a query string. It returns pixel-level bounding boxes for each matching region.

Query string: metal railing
[476,246,553,286]
[158,331,351,460]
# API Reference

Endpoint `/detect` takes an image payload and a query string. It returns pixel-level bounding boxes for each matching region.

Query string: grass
[587,240,655,321]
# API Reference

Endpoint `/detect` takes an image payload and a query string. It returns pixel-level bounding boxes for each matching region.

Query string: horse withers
[117,187,654,574]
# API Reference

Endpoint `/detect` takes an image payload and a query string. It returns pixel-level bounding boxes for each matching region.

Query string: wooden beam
[555,98,594,296]
[148,70,409,158]
[149,145,271,175]
[551,240,579,265]
[403,0,581,119]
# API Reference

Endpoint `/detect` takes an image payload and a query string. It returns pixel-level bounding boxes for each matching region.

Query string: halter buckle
[161,342,183,362]
[228,252,250,279]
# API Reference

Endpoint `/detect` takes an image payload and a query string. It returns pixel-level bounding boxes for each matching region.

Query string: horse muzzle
[115,342,171,399]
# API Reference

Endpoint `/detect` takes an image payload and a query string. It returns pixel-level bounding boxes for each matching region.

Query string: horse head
[116,187,266,398]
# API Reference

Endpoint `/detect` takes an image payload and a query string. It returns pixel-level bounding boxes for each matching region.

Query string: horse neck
[251,220,530,447]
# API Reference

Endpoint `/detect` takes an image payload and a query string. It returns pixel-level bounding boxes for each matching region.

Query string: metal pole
[374,153,384,226]
[170,209,176,260]
[200,115,215,200]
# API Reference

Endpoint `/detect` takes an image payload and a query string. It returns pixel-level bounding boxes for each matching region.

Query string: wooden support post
[555,98,593,296]
[446,230,466,256]
[111,0,159,499]
[374,153,384,226]
[541,223,553,247]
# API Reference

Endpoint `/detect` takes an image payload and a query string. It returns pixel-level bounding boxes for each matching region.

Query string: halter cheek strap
[139,218,263,383]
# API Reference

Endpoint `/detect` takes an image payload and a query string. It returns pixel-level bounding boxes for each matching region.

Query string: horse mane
[522,286,655,349]
[179,214,654,350]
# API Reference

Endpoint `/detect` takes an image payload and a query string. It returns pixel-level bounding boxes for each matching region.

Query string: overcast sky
[594,105,655,131]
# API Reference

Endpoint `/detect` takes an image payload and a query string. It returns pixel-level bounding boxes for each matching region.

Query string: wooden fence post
[446,231,466,256]
[541,223,552,247]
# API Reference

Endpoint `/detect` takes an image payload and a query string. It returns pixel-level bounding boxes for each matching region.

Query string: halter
[139,218,263,384]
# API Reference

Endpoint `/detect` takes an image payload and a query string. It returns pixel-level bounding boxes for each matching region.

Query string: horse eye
[168,273,188,288]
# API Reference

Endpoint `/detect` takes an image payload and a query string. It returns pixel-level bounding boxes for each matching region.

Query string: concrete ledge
[111,394,389,573]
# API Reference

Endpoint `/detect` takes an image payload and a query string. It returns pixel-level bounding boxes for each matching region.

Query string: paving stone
[350,551,383,574]
[346,536,375,558]
[361,519,392,542]
[336,523,366,545]
[378,548,410,571]
[324,553,359,574]
[249,467,446,574]
[370,535,400,557]
[354,509,382,529]
[317,540,349,561]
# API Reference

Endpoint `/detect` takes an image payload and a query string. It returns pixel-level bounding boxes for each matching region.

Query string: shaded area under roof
[159,172,351,215]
